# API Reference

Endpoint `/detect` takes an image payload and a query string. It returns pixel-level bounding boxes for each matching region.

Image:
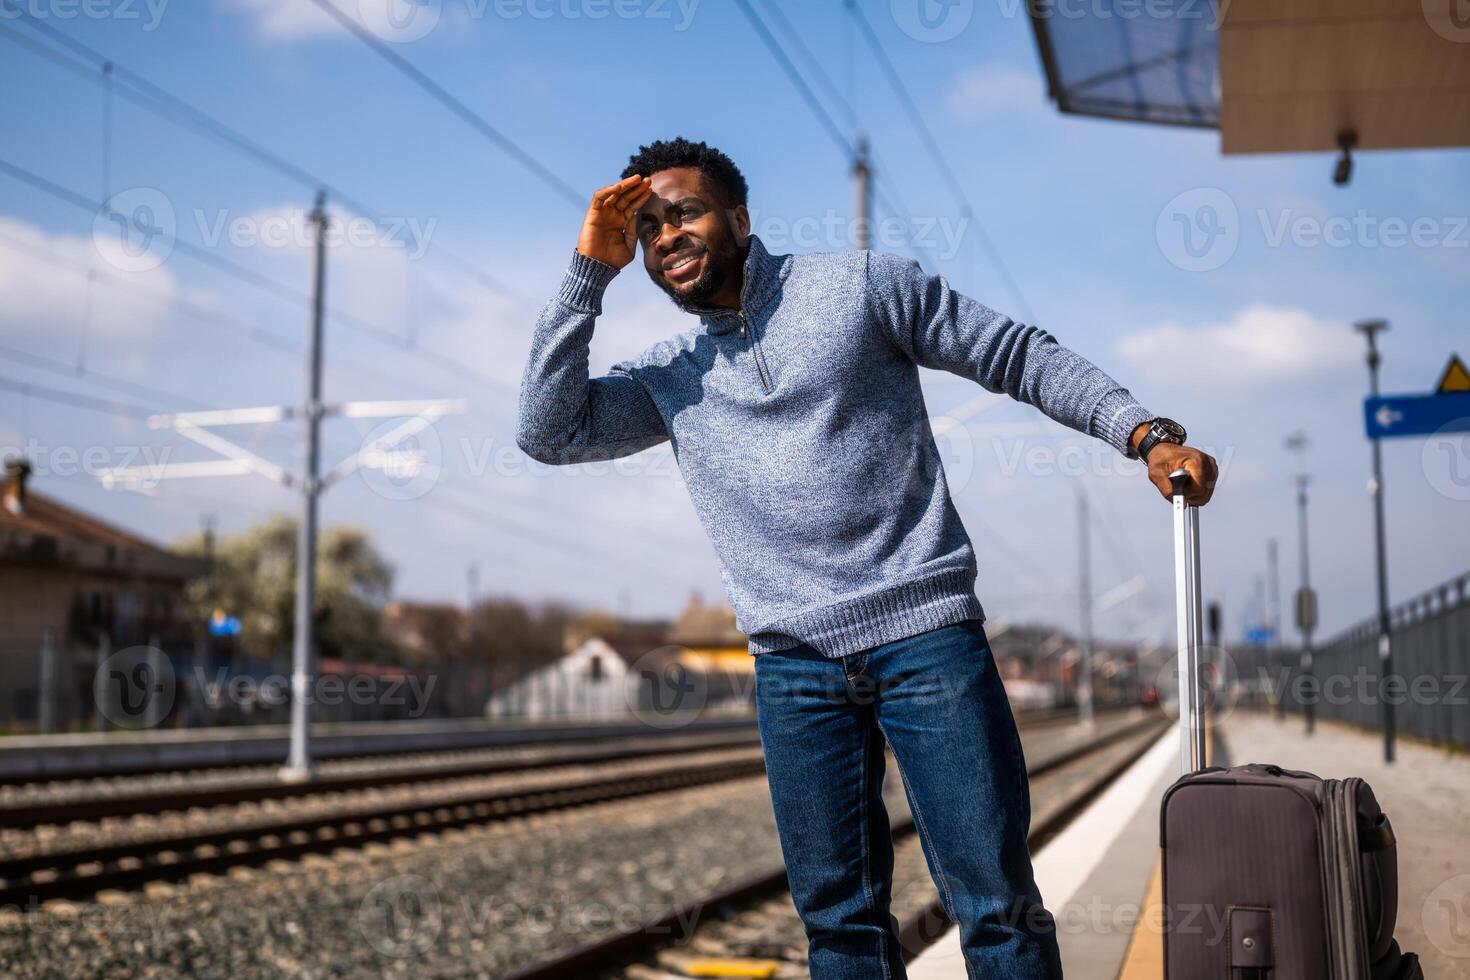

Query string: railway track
[0,730,765,826]
[0,708,1146,915]
[0,705,1112,829]
[0,747,769,908]
[502,714,1170,979]
[0,705,1106,790]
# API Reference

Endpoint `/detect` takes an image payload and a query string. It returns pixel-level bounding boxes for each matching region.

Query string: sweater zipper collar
[688,237,768,333]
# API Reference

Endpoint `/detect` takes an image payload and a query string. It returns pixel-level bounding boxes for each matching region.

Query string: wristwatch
[1133,418,1187,461]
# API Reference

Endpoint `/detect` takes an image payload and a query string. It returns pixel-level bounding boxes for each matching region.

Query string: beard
[648,223,746,311]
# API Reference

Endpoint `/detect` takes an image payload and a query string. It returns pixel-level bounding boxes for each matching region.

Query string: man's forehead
[639,168,714,212]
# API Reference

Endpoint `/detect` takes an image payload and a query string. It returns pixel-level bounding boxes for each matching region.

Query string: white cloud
[222,0,462,43]
[222,0,339,38]
[1116,304,1359,393]
[946,66,1044,121]
[0,217,179,346]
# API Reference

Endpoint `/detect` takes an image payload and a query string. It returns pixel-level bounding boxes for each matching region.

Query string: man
[518,138,1216,978]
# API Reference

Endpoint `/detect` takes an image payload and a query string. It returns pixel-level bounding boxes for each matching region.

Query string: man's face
[634,167,749,309]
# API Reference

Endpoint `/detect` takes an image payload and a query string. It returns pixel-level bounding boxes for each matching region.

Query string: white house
[484,637,643,720]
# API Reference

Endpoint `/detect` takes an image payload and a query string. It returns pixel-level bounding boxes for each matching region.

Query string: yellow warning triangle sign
[1438,353,1470,394]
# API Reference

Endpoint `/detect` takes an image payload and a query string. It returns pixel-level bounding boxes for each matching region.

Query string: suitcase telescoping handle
[1171,468,1207,775]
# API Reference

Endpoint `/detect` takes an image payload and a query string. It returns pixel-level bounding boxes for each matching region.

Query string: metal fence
[1275,571,1470,749]
[0,632,496,734]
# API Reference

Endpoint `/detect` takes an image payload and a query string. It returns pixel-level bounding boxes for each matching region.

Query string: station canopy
[1028,0,1470,153]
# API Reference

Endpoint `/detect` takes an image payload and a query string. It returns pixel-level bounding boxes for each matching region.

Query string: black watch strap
[1136,418,1186,461]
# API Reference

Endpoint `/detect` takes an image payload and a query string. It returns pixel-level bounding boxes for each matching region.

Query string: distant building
[0,459,204,729]
[483,635,652,720]
[667,592,753,674]
[382,600,466,663]
[482,601,760,722]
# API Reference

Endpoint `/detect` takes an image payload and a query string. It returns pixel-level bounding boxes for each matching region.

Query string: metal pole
[1356,319,1394,763]
[282,192,328,783]
[39,630,56,734]
[145,634,164,730]
[1077,484,1094,726]
[852,133,872,251]
[1295,474,1315,734]
[1172,477,1200,774]
[1265,538,1281,642]
[1266,538,1288,719]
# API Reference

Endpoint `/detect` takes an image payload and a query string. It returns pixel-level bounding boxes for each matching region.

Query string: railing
[1275,571,1470,749]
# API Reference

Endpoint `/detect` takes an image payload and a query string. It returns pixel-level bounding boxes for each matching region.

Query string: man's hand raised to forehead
[577,174,653,269]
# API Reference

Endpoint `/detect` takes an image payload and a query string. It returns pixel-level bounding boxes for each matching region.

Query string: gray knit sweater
[517,236,1151,658]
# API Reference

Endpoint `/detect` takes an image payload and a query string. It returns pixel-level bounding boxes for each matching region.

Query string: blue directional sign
[1364,393,1470,439]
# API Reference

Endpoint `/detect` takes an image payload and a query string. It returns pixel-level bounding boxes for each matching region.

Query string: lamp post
[1284,432,1315,734]
[1355,319,1394,764]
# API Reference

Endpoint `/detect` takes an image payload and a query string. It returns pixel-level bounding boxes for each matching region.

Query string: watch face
[1154,418,1186,440]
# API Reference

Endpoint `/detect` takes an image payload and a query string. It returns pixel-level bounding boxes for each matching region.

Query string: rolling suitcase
[1159,470,1423,980]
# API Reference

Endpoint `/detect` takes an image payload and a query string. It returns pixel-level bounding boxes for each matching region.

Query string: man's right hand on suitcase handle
[1130,423,1217,506]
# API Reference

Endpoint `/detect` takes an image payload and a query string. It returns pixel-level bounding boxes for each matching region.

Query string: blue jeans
[753,619,1062,979]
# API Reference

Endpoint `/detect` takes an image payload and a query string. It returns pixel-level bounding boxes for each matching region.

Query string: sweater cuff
[1090,389,1152,456]
[557,250,620,313]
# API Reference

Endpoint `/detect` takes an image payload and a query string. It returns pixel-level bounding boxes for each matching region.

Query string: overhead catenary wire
[0,376,156,420]
[0,13,530,305]
[0,155,512,396]
[846,1,1036,323]
[731,0,941,270]
[300,0,585,211]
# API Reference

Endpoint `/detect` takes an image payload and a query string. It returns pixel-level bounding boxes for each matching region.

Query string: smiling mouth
[662,247,705,282]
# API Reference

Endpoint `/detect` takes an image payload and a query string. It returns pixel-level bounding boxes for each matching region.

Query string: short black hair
[621,138,748,209]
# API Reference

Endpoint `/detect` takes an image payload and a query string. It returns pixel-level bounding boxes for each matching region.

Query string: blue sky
[1,0,1467,645]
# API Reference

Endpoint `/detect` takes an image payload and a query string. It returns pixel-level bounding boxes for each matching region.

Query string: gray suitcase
[1159,471,1422,980]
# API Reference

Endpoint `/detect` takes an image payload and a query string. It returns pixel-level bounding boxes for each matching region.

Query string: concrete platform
[910,724,1182,978]
[909,711,1470,979]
